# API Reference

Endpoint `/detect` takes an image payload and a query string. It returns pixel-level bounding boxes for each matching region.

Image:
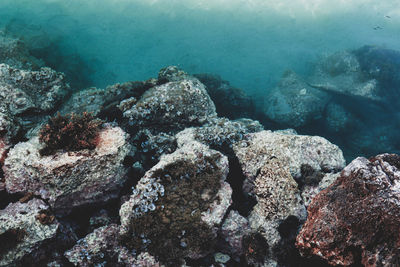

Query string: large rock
[233,130,346,265]
[0,63,70,138]
[120,75,217,133]
[264,71,329,128]
[119,141,231,265]
[0,198,59,266]
[4,126,130,215]
[296,154,400,266]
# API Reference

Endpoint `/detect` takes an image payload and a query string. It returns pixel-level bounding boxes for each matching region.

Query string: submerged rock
[4,126,130,215]
[297,154,400,266]
[0,198,59,266]
[264,70,329,127]
[120,141,231,265]
[233,130,345,265]
[120,75,217,133]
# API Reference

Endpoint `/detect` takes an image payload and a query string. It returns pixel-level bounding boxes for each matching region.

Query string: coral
[39,112,103,155]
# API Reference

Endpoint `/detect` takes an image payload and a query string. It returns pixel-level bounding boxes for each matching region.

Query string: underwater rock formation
[119,141,231,266]
[233,130,345,265]
[0,31,43,70]
[3,126,130,215]
[194,73,256,120]
[297,153,400,266]
[0,198,59,266]
[264,70,329,128]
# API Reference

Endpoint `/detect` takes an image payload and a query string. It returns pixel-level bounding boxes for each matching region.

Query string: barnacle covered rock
[296,154,400,266]
[0,198,59,266]
[120,141,231,266]
[4,126,130,215]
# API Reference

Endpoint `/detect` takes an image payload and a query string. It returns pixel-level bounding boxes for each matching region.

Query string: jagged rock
[194,73,256,119]
[119,141,231,265]
[233,130,345,264]
[176,117,263,155]
[0,31,44,70]
[158,65,190,82]
[4,126,130,215]
[60,79,157,119]
[301,172,340,207]
[0,198,59,266]
[220,210,251,259]
[264,70,329,127]
[296,154,400,266]
[120,73,217,133]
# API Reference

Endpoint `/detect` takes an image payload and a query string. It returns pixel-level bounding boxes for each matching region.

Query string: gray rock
[264,71,329,127]
[0,198,59,266]
[60,79,157,117]
[176,117,263,155]
[120,141,231,265]
[4,126,130,215]
[120,76,217,133]
[0,63,70,138]
[301,172,340,207]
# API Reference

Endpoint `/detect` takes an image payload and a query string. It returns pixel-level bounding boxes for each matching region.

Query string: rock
[0,198,59,266]
[324,102,354,133]
[194,73,256,120]
[119,141,231,265]
[233,130,346,264]
[214,252,230,264]
[234,130,346,183]
[4,126,130,215]
[309,50,382,103]
[64,224,121,266]
[120,75,217,133]
[60,79,157,120]
[0,31,44,70]
[301,172,340,207]
[220,210,251,258]
[176,117,263,156]
[296,154,400,266]
[0,63,70,137]
[158,65,191,82]
[264,70,329,127]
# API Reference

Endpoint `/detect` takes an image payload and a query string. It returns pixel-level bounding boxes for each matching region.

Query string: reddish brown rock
[296,154,400,266]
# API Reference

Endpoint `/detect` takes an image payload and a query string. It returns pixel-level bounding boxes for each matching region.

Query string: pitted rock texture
[0,198,59,266]
[296,154,400,266]
[4,126,130,215]
[120,141,231,266]
[120,77,217,132]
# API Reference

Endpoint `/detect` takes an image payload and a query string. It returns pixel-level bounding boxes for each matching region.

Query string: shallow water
[1,0,400,160]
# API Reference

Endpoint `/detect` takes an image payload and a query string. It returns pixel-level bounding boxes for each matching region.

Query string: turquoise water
[1,0,399,92]
[1,0,400,160]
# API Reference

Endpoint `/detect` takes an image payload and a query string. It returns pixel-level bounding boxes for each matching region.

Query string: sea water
[0,0,399,160]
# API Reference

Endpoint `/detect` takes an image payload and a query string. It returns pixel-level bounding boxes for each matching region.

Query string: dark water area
[0,0,400,160]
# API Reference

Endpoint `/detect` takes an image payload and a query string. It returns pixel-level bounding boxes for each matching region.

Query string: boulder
[297,154,400,266]
[4,126,130,215]
[119,141,231,265]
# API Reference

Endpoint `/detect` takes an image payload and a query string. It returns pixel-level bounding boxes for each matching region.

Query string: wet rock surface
[4,126,130,215]
[297,154,400,266]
